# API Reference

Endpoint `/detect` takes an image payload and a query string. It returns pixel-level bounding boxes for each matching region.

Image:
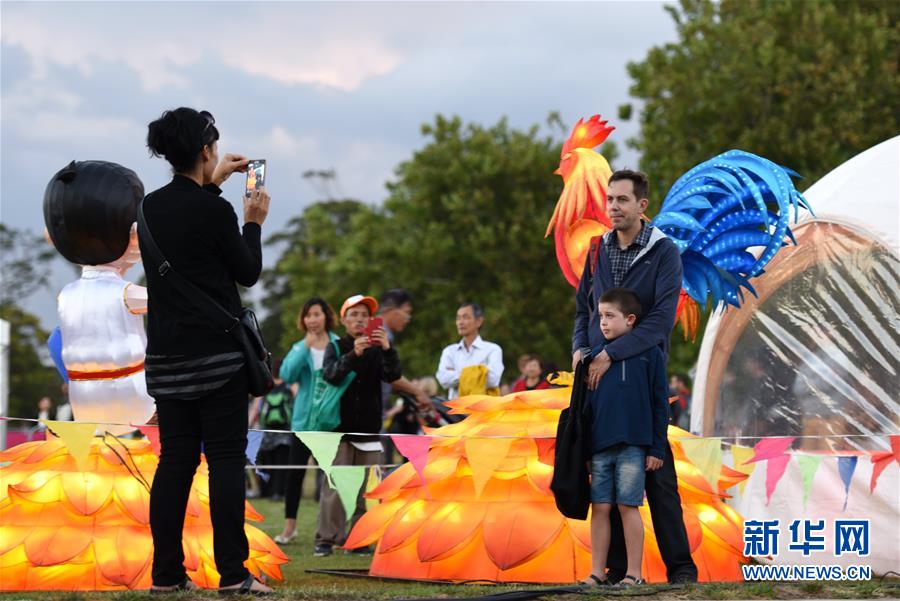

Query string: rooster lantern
[545,115,810,339]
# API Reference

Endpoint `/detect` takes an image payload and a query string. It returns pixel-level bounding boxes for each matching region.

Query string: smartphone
[245,159,266,196]
[364,316,383,343]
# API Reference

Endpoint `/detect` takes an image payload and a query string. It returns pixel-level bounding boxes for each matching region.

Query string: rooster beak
[553,168,562,175]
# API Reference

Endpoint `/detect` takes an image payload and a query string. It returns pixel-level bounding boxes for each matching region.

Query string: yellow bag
[459,365,501,397]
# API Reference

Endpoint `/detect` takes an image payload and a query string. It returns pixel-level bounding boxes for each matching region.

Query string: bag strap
[137,200,239,333]
[588,234,603,277]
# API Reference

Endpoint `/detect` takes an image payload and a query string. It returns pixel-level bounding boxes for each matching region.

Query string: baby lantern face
[598,301,636,340]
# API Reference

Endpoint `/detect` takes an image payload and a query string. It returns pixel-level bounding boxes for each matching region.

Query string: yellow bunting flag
[331,466,367,521]
[680,437,722,492]
[365,466,382,510]
[41,419,96,471]
[464,436,513,498]
[297,432,343,486]
[731,444,757,494]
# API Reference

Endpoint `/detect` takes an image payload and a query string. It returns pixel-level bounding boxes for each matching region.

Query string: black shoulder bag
[550,360,592,519]
[137,201,274,397]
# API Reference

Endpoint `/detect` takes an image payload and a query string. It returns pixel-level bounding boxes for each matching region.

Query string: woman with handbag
[141,107,273,595]
[274,297,339,546]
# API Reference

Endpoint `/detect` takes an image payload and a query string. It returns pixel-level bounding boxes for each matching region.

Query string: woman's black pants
[150,372,250,587]
[283,435,312,519]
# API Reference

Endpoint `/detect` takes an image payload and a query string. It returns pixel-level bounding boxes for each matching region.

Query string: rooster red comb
[560,115,615,157]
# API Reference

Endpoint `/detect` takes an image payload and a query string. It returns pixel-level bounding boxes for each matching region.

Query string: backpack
[261,383,293,430]
[306,341,356,432]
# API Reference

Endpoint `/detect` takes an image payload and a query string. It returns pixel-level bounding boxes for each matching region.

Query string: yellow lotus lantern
[0,437,287,591]
[345,385,748,583]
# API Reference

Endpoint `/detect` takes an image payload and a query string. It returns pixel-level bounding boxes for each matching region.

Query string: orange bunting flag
[40,419,96,470]
[465,437,513,498]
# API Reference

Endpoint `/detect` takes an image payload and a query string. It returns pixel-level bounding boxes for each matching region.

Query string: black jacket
[323,335,401,436]
[140,175,262,358]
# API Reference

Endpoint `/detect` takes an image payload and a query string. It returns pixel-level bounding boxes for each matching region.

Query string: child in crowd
[584,288,668,587]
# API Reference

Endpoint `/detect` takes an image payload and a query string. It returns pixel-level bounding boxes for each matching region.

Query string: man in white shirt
[436,303,504,400]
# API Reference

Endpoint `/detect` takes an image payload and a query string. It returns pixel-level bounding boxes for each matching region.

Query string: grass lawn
[2,495,897,600]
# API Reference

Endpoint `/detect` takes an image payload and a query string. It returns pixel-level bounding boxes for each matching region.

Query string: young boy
[584,288,669,587]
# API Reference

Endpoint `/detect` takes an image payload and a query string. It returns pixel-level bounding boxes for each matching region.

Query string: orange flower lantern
[345,385,748,583]
[0,437,287,591]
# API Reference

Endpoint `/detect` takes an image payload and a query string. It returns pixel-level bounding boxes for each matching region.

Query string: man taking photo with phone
[316,294,401,557]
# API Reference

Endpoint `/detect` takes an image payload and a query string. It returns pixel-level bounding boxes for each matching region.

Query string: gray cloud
[1,1,677,326]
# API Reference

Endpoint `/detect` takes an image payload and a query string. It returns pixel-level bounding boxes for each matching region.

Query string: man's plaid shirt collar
[603,221,652,287]
[603,220,651,250]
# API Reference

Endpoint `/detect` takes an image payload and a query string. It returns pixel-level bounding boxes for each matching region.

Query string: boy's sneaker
[313,545,332,557]
[347,545,374,556]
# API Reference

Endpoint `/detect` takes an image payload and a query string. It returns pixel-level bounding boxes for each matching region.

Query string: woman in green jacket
[274,297,339,545]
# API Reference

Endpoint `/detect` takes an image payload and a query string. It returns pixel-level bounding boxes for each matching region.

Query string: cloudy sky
[1,1,677,326]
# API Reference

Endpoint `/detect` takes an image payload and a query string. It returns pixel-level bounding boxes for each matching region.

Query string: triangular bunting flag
[746,437,795,464]
[298,432,343,485]
[134,423,161,455]
[869,435,900,493]
[41,419,96,470]
[837,456,858,511]
[796,455,821,509]
[331,466,367,522]
[680,437,722,492]
[730,445,756,494]
[365,466,382,510]
[765,454,791,505]
[391,435,433,485]
[465,436,513,498]
[246,431,264,465]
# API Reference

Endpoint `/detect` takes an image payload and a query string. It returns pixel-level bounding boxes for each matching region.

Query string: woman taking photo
[141,107,272,595]
[275,297,339,546]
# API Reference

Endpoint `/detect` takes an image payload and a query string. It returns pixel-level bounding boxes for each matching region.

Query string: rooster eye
[563,152,572,160]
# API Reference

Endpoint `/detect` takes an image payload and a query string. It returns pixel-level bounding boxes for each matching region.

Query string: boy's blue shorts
[590,444,646,506]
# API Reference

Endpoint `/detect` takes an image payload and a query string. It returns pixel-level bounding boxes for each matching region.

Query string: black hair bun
[147,107,218,172]
[43,160,144,265]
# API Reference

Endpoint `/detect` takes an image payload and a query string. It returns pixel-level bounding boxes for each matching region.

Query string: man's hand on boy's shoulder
[586,350,611,390]
[646,456,663,471]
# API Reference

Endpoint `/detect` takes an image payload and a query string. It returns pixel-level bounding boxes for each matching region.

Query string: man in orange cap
[314,294,401,556]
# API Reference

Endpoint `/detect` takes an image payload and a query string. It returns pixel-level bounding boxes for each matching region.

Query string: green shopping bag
[306,341,355,432]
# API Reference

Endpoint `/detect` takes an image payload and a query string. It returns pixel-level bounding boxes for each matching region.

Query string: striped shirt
[145,351,244,400]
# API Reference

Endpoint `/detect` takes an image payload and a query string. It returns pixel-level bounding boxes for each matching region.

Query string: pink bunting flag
[869,435,900,493]
[392,435,433,485]
[134,424,161,455]
[765,454,791,506]
[744,437,795,464]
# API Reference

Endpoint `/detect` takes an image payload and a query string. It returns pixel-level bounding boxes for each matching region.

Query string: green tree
[0,302,61,420]
[621,0,900,375]
[264,115,584,382]
[0,224,57,307]
[261,199,380,359]
[1,224,62,420]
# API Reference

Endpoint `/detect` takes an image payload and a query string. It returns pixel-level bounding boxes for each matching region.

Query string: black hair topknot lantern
[43,160,144,265]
